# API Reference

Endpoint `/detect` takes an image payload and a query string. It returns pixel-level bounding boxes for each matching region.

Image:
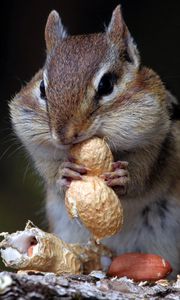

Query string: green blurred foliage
[0,138,44,232]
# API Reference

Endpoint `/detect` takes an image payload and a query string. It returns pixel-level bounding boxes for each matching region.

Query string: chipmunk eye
[40,80,46,99]
[97,73,117,97]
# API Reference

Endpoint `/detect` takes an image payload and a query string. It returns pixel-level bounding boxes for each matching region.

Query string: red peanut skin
[107,253,172,281]
[27,246,34,257]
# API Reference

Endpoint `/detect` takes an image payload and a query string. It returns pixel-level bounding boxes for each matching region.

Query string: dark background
[0,0,180,235]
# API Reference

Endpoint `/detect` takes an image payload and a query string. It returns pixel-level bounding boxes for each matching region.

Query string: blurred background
[0,0,180,237]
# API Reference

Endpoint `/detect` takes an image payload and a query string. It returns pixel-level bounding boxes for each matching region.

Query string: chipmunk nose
[51,128,79,145]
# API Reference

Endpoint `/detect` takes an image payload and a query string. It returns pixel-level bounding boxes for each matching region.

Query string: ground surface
[0,271,180,299]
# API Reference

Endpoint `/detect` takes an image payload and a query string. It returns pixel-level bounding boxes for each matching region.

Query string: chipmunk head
[10,5,170,154]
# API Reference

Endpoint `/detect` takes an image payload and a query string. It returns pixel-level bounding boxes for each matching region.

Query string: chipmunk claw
[100,160,129,195]
[57,161,88,188]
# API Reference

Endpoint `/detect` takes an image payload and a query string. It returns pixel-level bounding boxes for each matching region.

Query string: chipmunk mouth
[71,133,95,144]
[51,130,71,149]
[51,127,87,147]
[50,116,101,148]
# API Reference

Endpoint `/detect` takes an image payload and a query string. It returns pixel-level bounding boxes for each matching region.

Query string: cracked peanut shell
[0,221,113,275]
[0,221,82,274]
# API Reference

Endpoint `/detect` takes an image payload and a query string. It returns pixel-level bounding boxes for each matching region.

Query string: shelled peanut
[107,253,172,281]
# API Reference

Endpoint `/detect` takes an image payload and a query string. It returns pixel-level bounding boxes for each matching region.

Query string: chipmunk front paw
[100,161,129,195]
[57,161,88,188]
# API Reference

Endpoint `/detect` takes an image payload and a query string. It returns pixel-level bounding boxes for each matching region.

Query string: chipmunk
[10,6,180,277]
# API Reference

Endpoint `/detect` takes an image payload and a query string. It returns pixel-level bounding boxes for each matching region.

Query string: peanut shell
[70,137,113,175]
[65,176,123,241]
[0,221,112,275]
[0,221,81,274]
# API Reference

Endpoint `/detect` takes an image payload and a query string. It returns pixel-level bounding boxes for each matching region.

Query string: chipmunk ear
[45,10,67,52]
[107,5,124,39]
[107,5,140,67]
